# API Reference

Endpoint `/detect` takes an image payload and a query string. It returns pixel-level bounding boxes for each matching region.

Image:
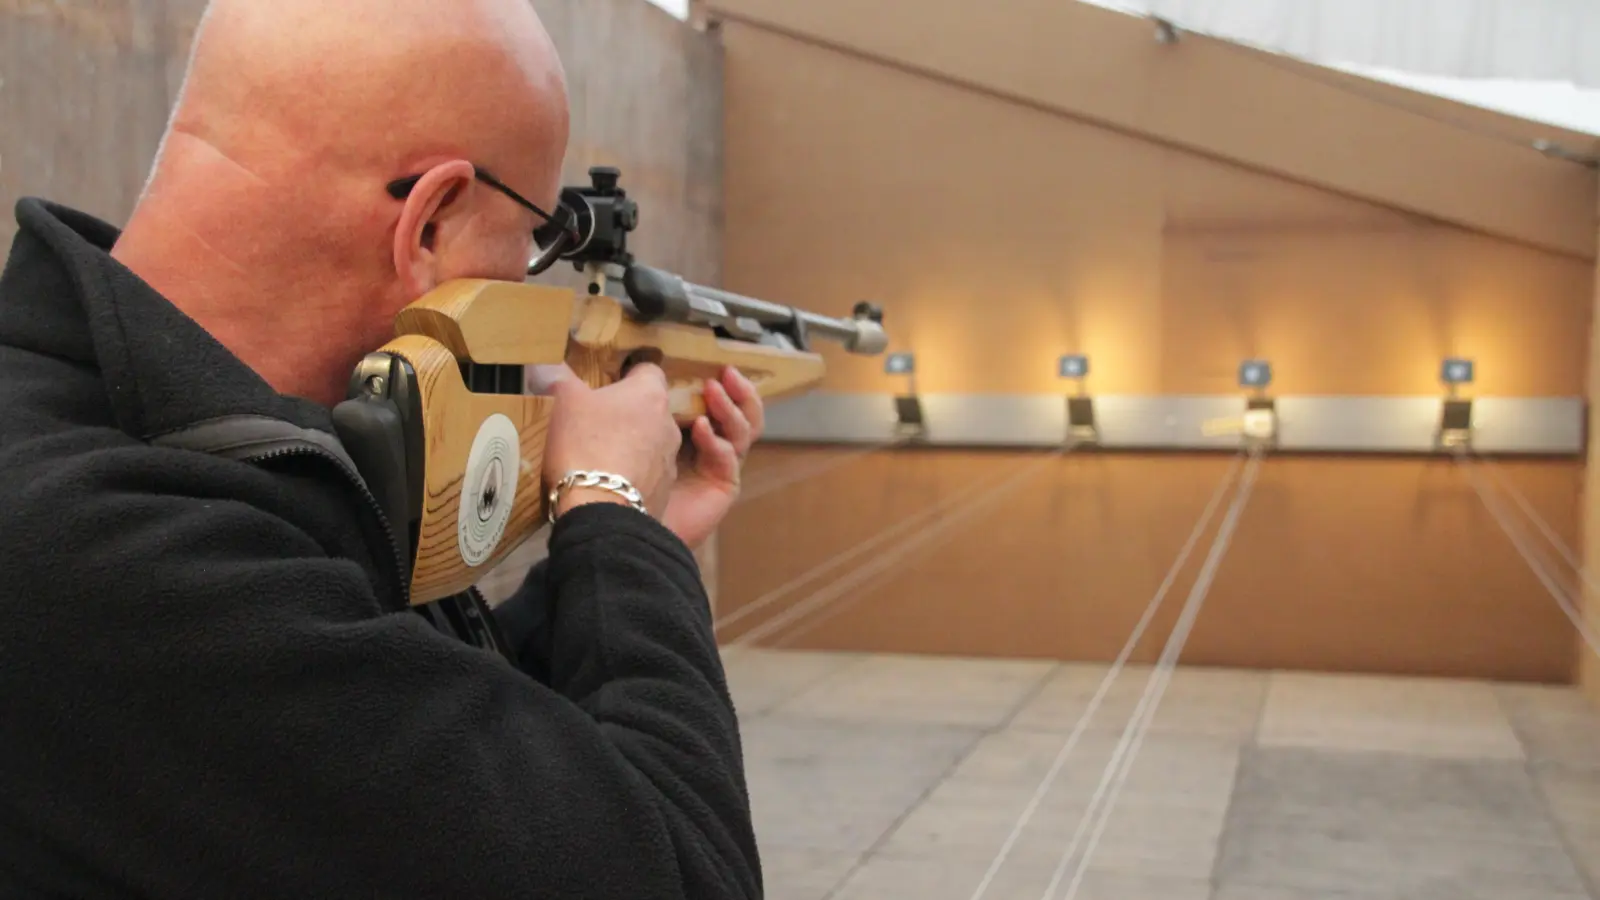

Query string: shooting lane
[699,0,1600,898]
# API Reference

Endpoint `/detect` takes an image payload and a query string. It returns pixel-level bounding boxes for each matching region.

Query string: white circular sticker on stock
[458,413,520,568]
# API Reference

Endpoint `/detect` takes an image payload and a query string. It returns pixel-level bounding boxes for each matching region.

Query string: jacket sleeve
[491,557,556,683]
[0,449,762,900]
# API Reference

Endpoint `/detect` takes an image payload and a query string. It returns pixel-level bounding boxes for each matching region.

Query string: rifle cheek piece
[332,352,425,572]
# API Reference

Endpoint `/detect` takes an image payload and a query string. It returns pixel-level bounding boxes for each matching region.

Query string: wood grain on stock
[386,279,572,604]
[567,293,827,421]
[379,334,555,604]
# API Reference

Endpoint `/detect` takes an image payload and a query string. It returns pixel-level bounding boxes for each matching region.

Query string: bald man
[0,1,763,898]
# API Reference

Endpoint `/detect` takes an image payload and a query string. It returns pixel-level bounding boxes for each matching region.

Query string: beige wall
[711,7,1595,682]
[705,0,1597,259]
[717,22,1592,399]
[1585,183,1600,703]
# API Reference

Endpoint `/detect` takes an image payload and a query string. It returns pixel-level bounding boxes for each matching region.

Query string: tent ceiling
[1077,0,1600,86]
[1078,0,1600,134]
[648,0,1600,138]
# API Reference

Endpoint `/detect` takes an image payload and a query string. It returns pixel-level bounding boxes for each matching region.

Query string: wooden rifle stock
[565,291,826,420]
[333,276,881,606]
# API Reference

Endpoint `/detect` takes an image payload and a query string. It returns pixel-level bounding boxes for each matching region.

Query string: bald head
[174,0,567,192]
[114,0,572,405]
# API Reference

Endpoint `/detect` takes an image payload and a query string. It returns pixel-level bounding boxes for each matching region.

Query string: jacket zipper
[239,443,411,609]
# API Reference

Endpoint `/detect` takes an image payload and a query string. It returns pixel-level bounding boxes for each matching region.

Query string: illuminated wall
[711,4,1597,682]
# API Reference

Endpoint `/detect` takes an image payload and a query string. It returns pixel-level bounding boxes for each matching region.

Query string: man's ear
[392,160,477,297]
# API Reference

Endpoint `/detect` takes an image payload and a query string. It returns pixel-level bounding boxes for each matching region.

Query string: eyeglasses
[386,165,579,276]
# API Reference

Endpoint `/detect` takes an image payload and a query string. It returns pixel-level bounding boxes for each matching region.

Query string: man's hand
[662,366,764,550]
[542,364,682,518]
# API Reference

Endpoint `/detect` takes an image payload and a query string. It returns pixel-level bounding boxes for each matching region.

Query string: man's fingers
[623,360,669,388]
[721,366,764,441]
[623,362,673,418]
[703,379,752,453]
[691,415,739,484]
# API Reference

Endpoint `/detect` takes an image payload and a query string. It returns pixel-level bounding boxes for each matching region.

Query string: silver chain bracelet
[547,470,648,523]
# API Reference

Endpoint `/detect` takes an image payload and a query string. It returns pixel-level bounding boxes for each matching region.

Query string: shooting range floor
[723,648,1600,900]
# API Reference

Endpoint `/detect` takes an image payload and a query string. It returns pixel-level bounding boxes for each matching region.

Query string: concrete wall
[1,1,724,270]
[0,0,197,251]
[1,0,726,603]
[707,1,1596,683]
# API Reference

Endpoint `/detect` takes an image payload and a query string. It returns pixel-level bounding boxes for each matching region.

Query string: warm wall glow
[721,18,1592,402]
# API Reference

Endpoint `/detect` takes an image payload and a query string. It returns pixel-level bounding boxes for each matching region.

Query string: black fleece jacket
[0,199,762,899]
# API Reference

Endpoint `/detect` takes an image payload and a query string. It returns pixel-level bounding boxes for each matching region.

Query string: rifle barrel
[622,264,887,355]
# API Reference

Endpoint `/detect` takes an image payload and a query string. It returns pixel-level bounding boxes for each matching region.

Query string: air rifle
[331,166,888,621]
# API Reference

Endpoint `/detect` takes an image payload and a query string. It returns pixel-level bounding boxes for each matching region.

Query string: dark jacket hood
[0,197,335,441]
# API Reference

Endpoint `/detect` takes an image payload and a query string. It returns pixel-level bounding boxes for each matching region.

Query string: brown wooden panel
[707,0,1596,259]
[1581,212,1600,704]
[1158,225,1593,396]
[1186,455,1581,682]
[719,447,1582,683]
[720,22,1594,398]
[722,24,1170,395]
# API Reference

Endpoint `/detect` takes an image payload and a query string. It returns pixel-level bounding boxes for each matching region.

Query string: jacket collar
[0,198,336,441]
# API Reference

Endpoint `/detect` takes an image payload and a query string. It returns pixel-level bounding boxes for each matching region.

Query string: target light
[1057,354,1097,446]
[1441,358,1474,386]
[884,352,924,439]
[1238,358,1277,445]
[1437,357,1475,450]
[1238,359,1272,390]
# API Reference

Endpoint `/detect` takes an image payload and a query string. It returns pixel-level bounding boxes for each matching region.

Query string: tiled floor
[724,649,1600,900]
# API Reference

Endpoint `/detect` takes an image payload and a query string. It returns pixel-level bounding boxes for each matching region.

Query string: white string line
[1456,451,1600,656]
[712,457,1030,634]
[728,453,1060,651]
[1455,451,1600,659]
[736,439,907,506]
[965,450,1247,900]
[725,452,1063,652]
[766,450,1089,650]
[1043,447,1265,900]
[1470,448,1597,599]
[762,452,1065,650]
